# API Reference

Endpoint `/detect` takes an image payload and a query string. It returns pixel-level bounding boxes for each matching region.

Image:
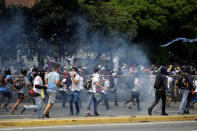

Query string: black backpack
[0,75,6,87]
[84,75,94,90]
[14,75,25,89]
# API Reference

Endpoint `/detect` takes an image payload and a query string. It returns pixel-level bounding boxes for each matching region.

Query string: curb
[0,115,197,128]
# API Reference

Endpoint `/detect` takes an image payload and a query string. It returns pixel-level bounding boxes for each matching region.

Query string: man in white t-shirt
[69,67,81,115]
[86,68,105,116]
[21,69,47,118]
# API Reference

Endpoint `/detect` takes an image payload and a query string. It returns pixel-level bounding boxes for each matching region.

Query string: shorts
[17,93,25,100]
[47,90,56,104]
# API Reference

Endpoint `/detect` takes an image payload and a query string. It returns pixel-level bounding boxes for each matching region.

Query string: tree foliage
[0,0,196,65]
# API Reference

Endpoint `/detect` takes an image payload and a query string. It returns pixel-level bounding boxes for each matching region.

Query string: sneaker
[42,113,50,118]
[148,108,152,116]
[161,113,168,116]
[10,111,15,115]
[69,112,74,115]
[94,112,99,116]
[86,113,92,117]
[20,107,26,114]
[184,110,190,114]
[2,105,9,111]
[178,112,185,115]
[45,112,50,118]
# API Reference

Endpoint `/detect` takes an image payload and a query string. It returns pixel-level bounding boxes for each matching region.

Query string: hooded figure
[148,66,168,116]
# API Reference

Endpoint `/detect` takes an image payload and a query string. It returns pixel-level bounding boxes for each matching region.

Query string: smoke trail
[160,37,197,47]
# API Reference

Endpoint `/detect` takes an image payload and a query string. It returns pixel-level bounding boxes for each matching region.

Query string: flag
[47,57,54,71]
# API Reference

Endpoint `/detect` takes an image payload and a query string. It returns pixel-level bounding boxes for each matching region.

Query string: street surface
[0,121,197,131]
[1,102,197,119]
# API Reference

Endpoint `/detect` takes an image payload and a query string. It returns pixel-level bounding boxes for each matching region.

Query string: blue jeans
[78,92,82,108]
[0,91,12,107]
[69,91,80,113]
[86,92,98,113]
[59,91,68,107]
[98,93,110,110]
[193,92,197,103]
[25,96,44,118]
[179,89,189,113]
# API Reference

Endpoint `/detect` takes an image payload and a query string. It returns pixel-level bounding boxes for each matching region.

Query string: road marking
[0,121,197,130]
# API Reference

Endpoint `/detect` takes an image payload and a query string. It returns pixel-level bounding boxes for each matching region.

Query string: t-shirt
[46,72,59,91]
[194,80,197,93]
[33,76,43,94]
[167,76,173,89]
[102,79,110,94]
[79,76,84,90]
[0,75,11,92]
[71,74,81,91]
[89,73,100,93]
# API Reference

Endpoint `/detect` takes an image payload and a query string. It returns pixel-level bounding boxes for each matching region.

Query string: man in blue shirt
[42,64,61,118]
[0,69,12,111]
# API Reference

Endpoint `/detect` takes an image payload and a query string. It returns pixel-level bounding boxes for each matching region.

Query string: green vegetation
[0,0,197,65]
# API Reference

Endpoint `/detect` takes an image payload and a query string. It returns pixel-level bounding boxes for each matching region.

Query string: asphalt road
[1,121,197,131]
[2,101,197,119]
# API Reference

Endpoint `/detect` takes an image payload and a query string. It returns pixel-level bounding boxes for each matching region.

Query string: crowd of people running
[0,63,197,118]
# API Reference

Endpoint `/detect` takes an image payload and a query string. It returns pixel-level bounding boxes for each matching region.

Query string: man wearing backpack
[148,66,168,116]
[0,69,12,111]
[86,68,105,116]
[11,69,28,114]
